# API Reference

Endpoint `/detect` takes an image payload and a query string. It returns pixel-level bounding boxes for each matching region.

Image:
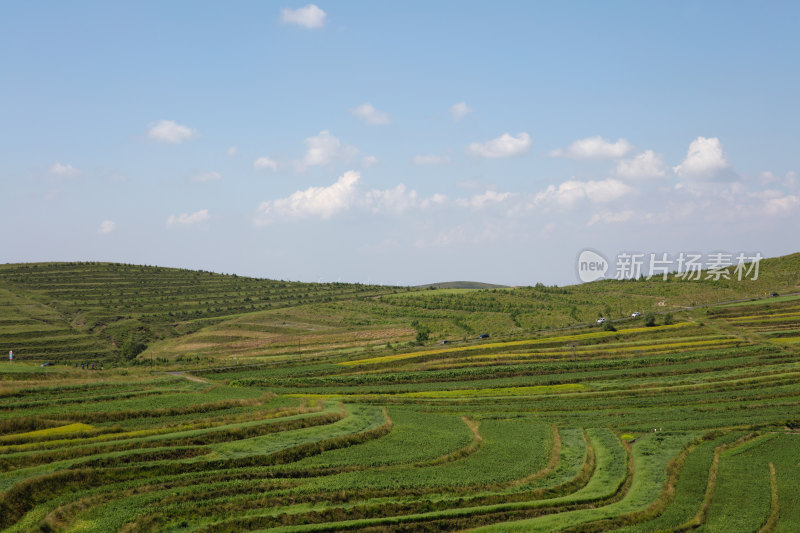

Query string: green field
[1,257,799,531]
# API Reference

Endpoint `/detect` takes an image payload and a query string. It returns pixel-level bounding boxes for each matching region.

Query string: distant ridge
[416,281,510,289]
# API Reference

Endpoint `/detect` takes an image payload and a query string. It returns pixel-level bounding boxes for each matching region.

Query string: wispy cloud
[295,130,358,171]
[281,4,327,28]
[254,157,278,171]
[456,190,512,209]
[191,171,221,182]
[449,101,472,122]
[166,209,210,228]
[147,120,196,144]
[350,103,390,125]
[531,178,632,208]
[616,150,666,180]
[97,220,116,234]
[467,132,531,158]
[49,162,81,177]
[550,136,632,159]
[412,154,451,165]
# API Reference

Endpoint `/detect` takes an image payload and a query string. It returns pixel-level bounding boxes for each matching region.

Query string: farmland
[0,256,799,531]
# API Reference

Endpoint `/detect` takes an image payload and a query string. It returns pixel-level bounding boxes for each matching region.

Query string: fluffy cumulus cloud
[50,162,81,177]
[254,157,278,171]
[531,179,632,208]
[296,130,358,171]
[97,220,116,234]
[147,120,196,144]
[673,137,729,179]
[467,132,531,158]
[616,150,666,180]
[550,136,632,159]
[412,154,451,165]
[350,103,390,125]
[450,101,472,121]
[227,146,238,157]
[191,171,221,182]
[255,171,360,224]
[456,190,512,209]
[166,209,210,228]
[255,171,447,224]
[281,4,327,28]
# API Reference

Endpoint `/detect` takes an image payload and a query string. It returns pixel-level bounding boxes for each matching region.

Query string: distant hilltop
[416,281,511,289]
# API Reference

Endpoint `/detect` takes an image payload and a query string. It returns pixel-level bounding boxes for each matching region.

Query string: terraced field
[2,284,800,532]
[0,263,398,362]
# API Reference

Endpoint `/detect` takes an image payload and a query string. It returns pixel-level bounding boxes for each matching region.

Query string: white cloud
[587,210,636,226]
[255,171,360,224]
[281,4,327,28]
[227,146,238,157]
[350,103,390,125]
[412,154,451,165]
[532,179,632,208]
[147,120,196,144]
[456,190,512,209]
[364,184,419,214]
[450,102,472,121]
[750,190,800,215]
[616,150,666,180]
[97,220,116,234]
[254,157,278,171]
[425,193,448,207]
[296,130,358,171]
[191,171,222,182]
[758,170,797,190]
[549,136,632,159]
[166,209,211,228]
[362,155,379,168]
[467,132,532,158]
[50,162,81,177]
[254,171,447,223]
[673,137,729,179]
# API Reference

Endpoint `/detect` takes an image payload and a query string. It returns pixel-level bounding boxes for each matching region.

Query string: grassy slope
[1,254,797,363]
[1,262,800,531]
[0,262,399,362]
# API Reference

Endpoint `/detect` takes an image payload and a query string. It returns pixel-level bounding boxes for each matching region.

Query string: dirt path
[166,371,209,383]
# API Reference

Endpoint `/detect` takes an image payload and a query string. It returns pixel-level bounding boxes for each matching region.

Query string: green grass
[1,255,800,531]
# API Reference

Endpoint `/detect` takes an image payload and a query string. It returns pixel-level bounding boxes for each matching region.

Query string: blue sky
[1,1,798,285]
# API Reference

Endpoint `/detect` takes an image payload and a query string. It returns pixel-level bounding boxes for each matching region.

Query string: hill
[1,285,800,530]
[1,254,798,364]
[0,262,397,362]
[416,281,511,289]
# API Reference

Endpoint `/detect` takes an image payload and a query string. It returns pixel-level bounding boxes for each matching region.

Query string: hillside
[1,289,800,531]
[0,262,397,362]
[1,254,798,364]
